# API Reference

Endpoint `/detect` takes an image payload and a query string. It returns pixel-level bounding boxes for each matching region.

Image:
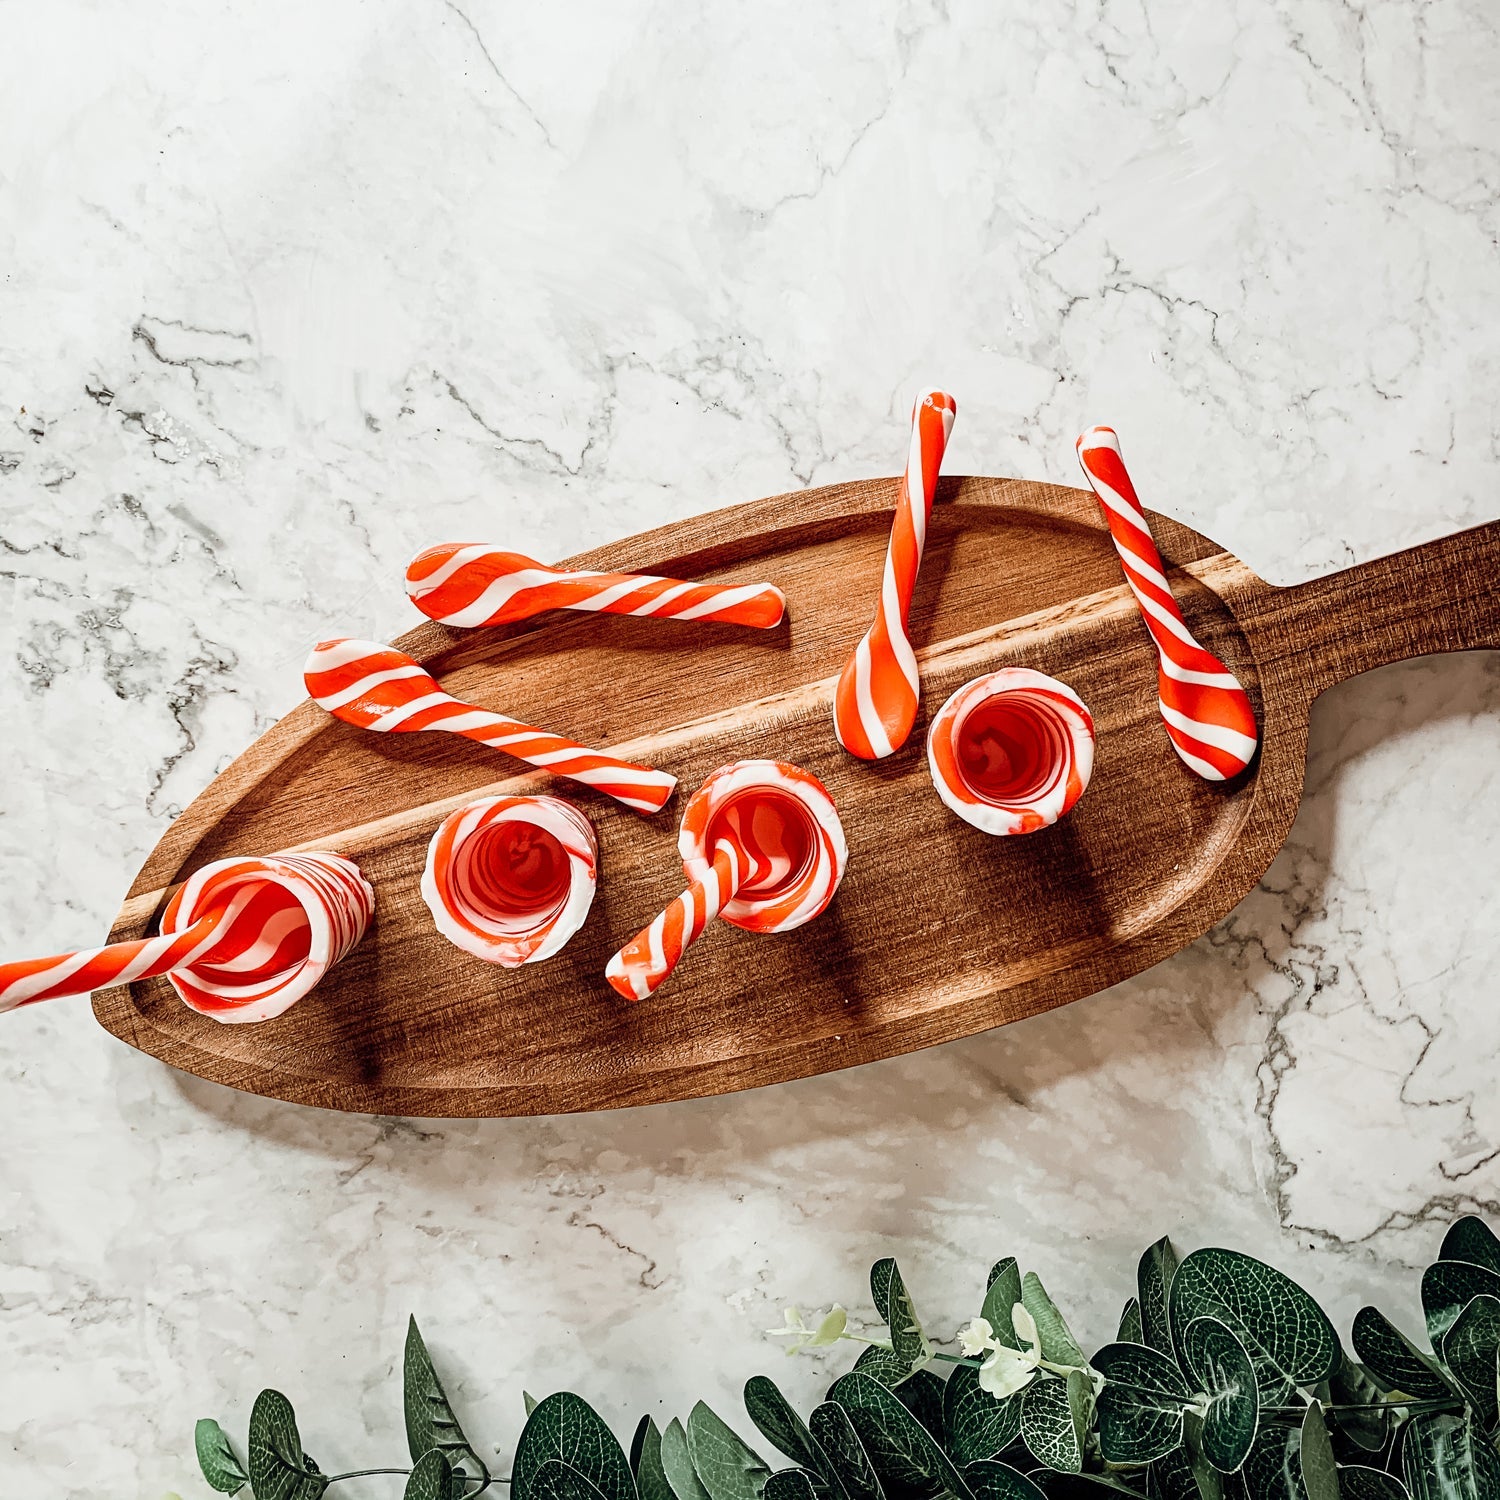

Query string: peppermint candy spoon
[304,638,677,815]
[1075,427,1259,780]
[834,389,957,760]
[406,545,787,630]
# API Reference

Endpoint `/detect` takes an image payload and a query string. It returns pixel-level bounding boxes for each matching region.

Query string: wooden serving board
[94,478,1500,1116]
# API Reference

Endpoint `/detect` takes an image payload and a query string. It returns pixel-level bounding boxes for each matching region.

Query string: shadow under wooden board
[94,476,1500,1117]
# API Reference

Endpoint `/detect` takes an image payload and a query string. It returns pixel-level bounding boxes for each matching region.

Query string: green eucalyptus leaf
[894,1370,946,1443]
[851,1346,912,1389]
[808,1403,886,1500]
[534,1461,613,1500]
[744,1377,836,1493]
[1119,1300,1145,1346]
[1326,1354,1391,1456]
[871,1260,930,1374]
[1401,1413,1500,1500]
[1092,1342,1190,1465]
[687,1402,771,1500]
[827,1369,974,1500]
[984,1261,1025,1350]
[1351,1308,1455,1400]
[1241,1426,1307,1500]
[1019,1377,1085,1475]
[964,1459,1051,1500]
[1182,1317,1258,1474]
[1169,1249,1340,1404]
[1151,1438,1225,1500]
[404,1318,487,1486]
[247,1390,327,1500]
[636,1419,676,1500]
[1139,1239,1181,1359]
[1299,1405,1339,1500]
[1339,1470,1410,1500]
[1440,1221,1500,1277]
[662,1420,714,1500]
[404,1451,456,1500]
[1422,1263,1500,1347]
[196,1418,249,1495]
[1020,1274,1085,1368]
[943,1362,1023,1465]
[514,1394,637,1500]
[764,1473,819,1500]
[1441,1296,1500,1427]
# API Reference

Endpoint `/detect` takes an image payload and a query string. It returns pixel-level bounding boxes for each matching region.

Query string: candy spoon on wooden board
[1076,426,1260,780]
[406,545,787,630]
[303,637,677,814]
[833,389,957,759]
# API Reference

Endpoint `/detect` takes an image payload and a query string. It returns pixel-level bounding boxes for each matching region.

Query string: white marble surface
[2,1,1499,1494]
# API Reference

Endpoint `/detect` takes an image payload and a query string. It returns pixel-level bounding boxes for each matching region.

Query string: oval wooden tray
[95,477,1500,1116]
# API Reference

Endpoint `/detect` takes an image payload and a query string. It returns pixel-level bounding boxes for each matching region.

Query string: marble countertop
[3,2,1498,1494]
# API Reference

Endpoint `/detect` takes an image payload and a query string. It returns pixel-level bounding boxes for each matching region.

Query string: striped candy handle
[304,638,677,815]
[833,389,957,759]
[422,795,598,967]
[1075,427,1259,781]
[0,851,374,1023]
[605,841,743,1001]
[406,546,787,630]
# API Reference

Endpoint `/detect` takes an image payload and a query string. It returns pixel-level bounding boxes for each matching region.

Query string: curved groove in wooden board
[90,481,1500,1117]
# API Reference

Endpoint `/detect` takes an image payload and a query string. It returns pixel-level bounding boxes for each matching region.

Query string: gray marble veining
[2,1,1498,1494]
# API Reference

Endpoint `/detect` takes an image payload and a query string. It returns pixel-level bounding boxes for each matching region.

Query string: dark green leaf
[1119,1300,1145,1346]
[871,1260,929,1375]
[636,1419,676,1500]
[965,1459,1051,1500]
[828,1370,974,1500]
[1030,1475,1148,1500]
[1422,1264,1500,1347]
[534,1461,613,1500]
[1182,1318,1258,1474]
[196,1418,249,1495]
[764,1472,819,1500]
[1326,1355,1391,1457]
[943,1362,1022,1465]
[1299,1405,1338,1500]
[1151,1436,1225,1500]
[1401,1414,1500,1500]
[662,1420,713,1500]
[1140,1239,1181,1359]
[1351,1309,1455,1401]
[895,1370,945,1443]
[514,1394,637,1500]
[1020,1377,1084,1475]
[1339,1470,1409,1500]
[405,1451,456,1500]
[1092,1342,1191,1465]
[744,1377,836,1493]
[852,1346,912,1390]
[808,1403,885,1500]
[1241,1426,1306,1500]
[687,1402,771,1500]
[1021,1274,1086,1368]
[247,1390,327,1500]
[404,1319,487,1486]
[1169,1249,1340,1404]
[1442,1296,1500,1427]
[1441,1222,1500,1277]
[985,1261,1025,1350]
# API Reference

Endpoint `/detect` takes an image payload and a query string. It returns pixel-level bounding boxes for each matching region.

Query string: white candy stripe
[1157,702,1260,761]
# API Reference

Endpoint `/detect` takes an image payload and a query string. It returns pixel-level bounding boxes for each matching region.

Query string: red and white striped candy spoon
[833,389,957,760]
[1076,427,1259,781]
[406,546,787,631]
[604,841,743,1001]
[303,638,677,815]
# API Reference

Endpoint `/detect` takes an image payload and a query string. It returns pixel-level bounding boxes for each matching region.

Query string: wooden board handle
[1275,517,1500,694]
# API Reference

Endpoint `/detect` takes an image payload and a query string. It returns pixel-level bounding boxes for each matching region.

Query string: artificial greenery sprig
[195,1217,1500,1500]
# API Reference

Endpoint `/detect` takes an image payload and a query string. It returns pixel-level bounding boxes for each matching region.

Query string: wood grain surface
[93,477,1500,1116]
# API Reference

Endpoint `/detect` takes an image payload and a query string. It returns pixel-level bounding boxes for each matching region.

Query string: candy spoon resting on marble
[405,545,787,630]
[304,638,677,814]
[1075,427,1260,781]
[833,388,957,760]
